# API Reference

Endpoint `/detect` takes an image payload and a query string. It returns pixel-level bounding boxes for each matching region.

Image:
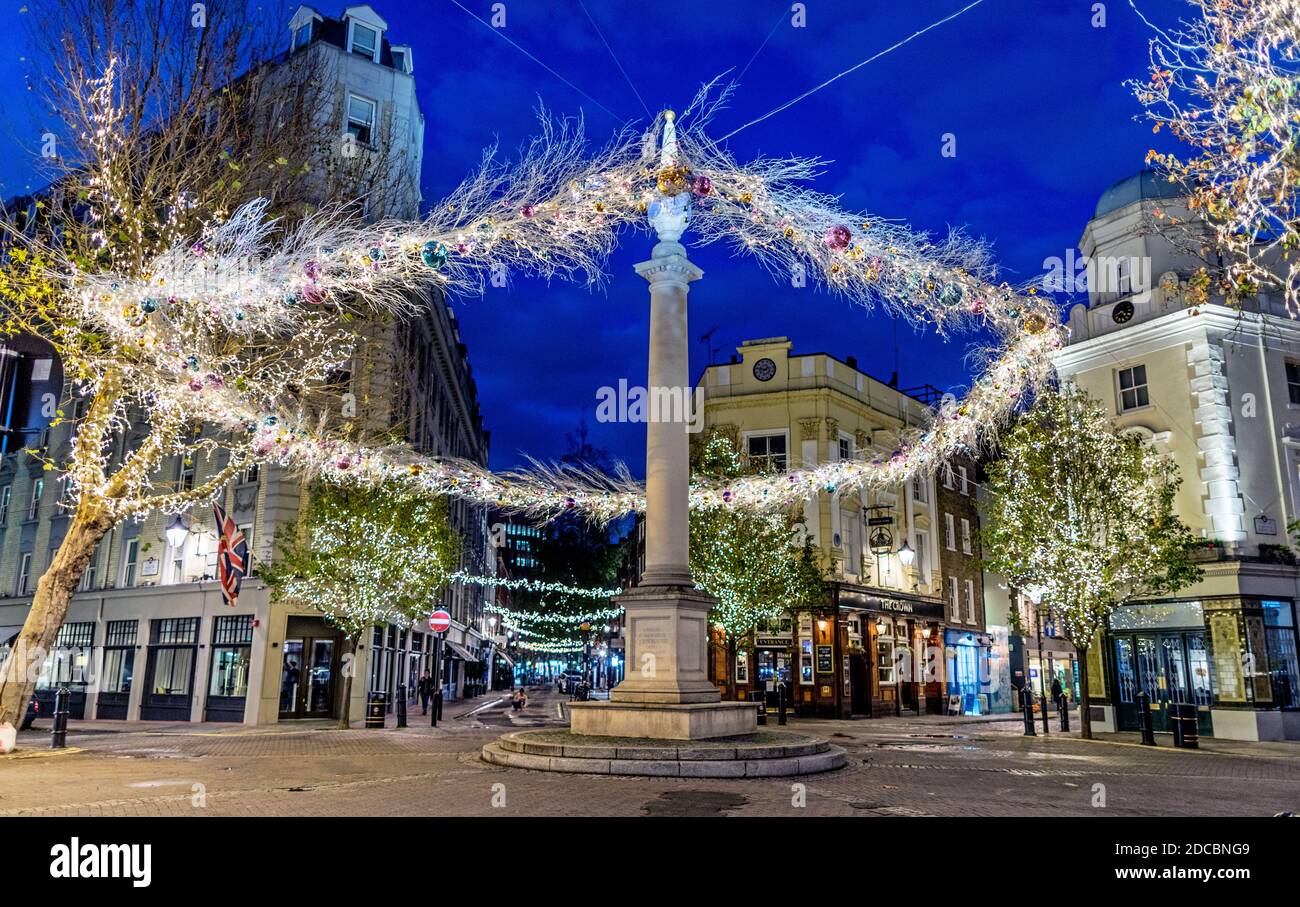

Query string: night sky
[0,0,1188,475]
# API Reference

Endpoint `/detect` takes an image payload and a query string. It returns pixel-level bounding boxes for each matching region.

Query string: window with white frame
[348,21,379,60]
[960,518,972,555]
[292,21,312,49]
[942,463,954,489]
[949,576,960,621]
[177,458,195,493]
[876,618,895,684]
[945,512,956,551]
[957,465,969,495]
[238,524,255,574]
[0,484,10,523]
[1116,257,1132,295]
[243,462,260,484]
[16,552,32,595]
[838,435,853,461]
[746,433,787,472]
[28,478,42,520]
[1118,364,1149,412]
[1288,360,1300,406]
[346,94,377,146]
[912,475,927,503]
[965,578,977,623]
[122,538,139,588]
[390,48,407,72]
[913,532,928,578]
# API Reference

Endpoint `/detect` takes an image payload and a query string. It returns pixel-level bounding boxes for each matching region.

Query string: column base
[568,700,758,740]
[609,582,720,704]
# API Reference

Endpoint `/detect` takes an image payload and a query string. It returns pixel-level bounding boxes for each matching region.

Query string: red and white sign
[428,610,452,634]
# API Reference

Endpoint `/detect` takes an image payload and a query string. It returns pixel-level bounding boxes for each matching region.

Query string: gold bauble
[740,192,754,204]
[1023,313,1047,334]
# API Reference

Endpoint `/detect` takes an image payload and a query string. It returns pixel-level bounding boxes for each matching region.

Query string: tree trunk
[337,634,357,730]
[0,503,114,732]
[726,635,737,701]
[1076,644,1093,739]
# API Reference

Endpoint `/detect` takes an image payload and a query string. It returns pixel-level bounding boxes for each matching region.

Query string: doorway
[141,617,199,721]
[279,636,338,719]
[1113,631,1213,735]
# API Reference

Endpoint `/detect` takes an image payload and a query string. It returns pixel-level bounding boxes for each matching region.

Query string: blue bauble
[368,247,384,261]
[421,241,449,269]
[141,298,158,314]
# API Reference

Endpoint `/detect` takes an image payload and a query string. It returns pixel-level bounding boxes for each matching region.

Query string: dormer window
[349,20,378,61]
[292,21,312,49]
[390,48,406,72]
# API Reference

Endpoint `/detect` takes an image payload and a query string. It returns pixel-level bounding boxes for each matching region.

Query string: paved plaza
[3,689,1298,817]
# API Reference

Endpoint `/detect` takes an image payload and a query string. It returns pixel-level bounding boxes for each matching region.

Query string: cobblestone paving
[3,694,1298,817]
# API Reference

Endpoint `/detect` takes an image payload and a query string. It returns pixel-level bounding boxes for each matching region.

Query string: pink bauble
[824,225,851,250]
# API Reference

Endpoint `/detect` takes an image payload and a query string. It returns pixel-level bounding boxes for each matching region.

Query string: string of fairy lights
[47,73,1061,526]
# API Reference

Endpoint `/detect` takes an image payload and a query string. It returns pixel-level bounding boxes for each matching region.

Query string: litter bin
[1172,702,1199,749]
[750,690,767,726]
[365,691,387,729]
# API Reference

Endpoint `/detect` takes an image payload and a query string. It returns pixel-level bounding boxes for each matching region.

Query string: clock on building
[1112,300,1135,324]
[753,357,777,381]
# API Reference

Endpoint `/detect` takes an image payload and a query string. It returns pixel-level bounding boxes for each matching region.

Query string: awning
[444,640,481,662]
[495,650,516,668]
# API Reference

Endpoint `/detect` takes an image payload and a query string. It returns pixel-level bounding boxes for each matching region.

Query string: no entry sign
[429,610,452,633]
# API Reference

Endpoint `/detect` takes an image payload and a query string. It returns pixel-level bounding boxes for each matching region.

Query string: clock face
[1112,300,1135,324]
[753,357,777,381]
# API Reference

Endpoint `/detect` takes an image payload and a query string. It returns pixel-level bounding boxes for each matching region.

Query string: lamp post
[1026,586,1050,736]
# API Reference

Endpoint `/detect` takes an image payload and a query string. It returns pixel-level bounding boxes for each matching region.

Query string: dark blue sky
[0,0,1187,474]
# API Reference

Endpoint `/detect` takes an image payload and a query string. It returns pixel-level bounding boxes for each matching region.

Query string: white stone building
[1053,170,1300,741]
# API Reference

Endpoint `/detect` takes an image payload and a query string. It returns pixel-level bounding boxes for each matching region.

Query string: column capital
[635,242,703,289]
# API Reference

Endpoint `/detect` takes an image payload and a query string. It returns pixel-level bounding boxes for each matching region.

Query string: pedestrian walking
[418,672,432,715]
[1050,676,1064,712]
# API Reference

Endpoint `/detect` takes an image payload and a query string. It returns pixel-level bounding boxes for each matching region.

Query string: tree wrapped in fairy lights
[262,484,460,729]
[981,388,1202,739]
[690,432,826,691]
[1132,0,1300,308]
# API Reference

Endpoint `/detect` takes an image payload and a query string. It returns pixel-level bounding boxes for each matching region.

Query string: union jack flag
[212,501,249,608]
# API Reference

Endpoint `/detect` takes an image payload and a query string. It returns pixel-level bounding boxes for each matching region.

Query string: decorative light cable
[451,571,620,599]
[487,601,623,625]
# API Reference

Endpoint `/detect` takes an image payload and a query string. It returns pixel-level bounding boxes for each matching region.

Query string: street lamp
[165,514,189,550]
[897,540,915,567]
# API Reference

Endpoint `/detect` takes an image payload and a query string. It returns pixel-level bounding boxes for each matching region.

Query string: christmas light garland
[40,76,1061,523]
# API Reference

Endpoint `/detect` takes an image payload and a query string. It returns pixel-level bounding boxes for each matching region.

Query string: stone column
[568,112,755,738]
[636,240,698,587]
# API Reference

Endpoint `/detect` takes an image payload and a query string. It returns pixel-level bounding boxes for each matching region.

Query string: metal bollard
[1022,686,1037,736]
[396,684,408,728]
[777,684,788,726]
[1136,690,1157,746]
[51,687,69,749]
[1060,697,1070,732]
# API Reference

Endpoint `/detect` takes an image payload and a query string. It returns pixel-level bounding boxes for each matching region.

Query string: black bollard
[1060,697,1070,732]
[396,684,408,728]
[752,690,767,726]
[1136,690,1157,745]
[777,684,788,726]
[51,687,69,749]
[1022,686,1037,736]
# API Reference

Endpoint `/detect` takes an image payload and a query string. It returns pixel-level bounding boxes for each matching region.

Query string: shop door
[849,652,870,715]
[1114,632,1214,736]
[141,645,197,721]
[279,637,338,719]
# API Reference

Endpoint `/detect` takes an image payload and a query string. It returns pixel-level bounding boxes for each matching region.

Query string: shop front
[1101,596,1300,740]
[837,586,946,719]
